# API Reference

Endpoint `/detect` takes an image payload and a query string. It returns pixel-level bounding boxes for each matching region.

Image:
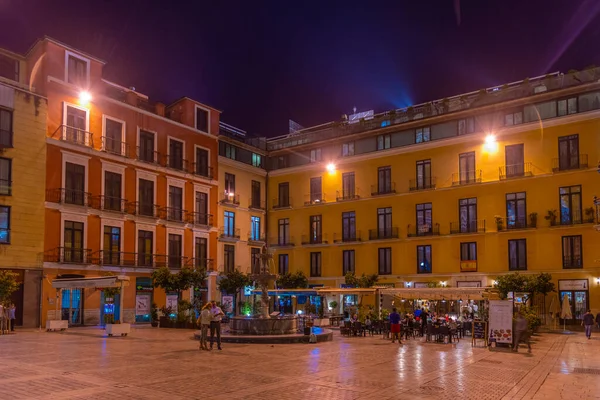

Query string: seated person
[364,316,372,328]
[351,314,358,322]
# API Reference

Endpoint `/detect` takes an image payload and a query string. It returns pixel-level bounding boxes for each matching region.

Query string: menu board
[488,300,513,344]
[473,321,486,339]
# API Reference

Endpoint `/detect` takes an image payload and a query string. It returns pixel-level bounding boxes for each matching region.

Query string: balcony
[449,220,486,234]
[304,194,327,206]
[249,199,266,211]
[460,261,478,272]
[165,154,188,172]
[136,147,161,165]
[192,164,214,180]
[301,234,328,245]
[53,125,93,147]
[499,216,536,231]
[187,212,213,227]
[272,197,292,209]
[0,127,13,148]
[186,258,215,271]
[101,136,128,156]
[0,177,12,195]
[220,193,240,206]
[333,231,362,243]
[96,251,138,267]
[563,256,582,269]
[127,201,160,218]
[92,195,127,213]
[550,216,594,227]
[219,227,241,240]
[160,207,186,223]
[247,232,266,244]
[368,227,399,240]
[452,170,482,186]
[409,178,436,192]
[407,223,440,237]
[269,236,295,247]
[499,162,533,180]
[336,189,360,202]
[44,247,92,264]
[46,188,91,207]
[552,154,588,173]
[371,182,396,196]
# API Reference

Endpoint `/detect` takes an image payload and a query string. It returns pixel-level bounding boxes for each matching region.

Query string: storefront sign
[558,279,588,291]
[457,281,481,288]
[136,277,153,292]
[414,282,429,288]
[135,294,151,316]
[472,321,488,346]
[221,295,234,313]
[488,300,513,344]
[166,294,178,312]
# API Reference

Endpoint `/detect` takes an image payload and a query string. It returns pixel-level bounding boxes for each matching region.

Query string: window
[506,192,527,229]
[223,143,236,160]
[278,254,289,275]
[137,230,153,267]
[342,142,355,157]
[341,172,355,199]
[559,185,582,225]
[343,250,355,275]
[0,53,19,81]
[416,203,433,234]
[310,148,322,163]
[251,180,261,208]
[168,186,183,221]
[458,152,477,184]
[250,216,261,241]
[458,117,476,135]
[195,191,208,224]
[377,134,391,150]
[104,171,122,211]
[168,234,182,267]
[103,226,121,265]
[309,215,322,244]
[417,245,432,273]
[65,105,87,145]
[224,244,235,272]
[277,155,289,168]
[377,207,393,238]
[504,144,525,177]
[508,239,527,271]
[63,220,84,262]
[252,153,263,168]
[377,166,393,194]
[557,134,581,171]
[195,237,208,268]
[278,218,290,245]
[138,179,154,216]
[415,127,430,143]
[251,247,261,274]
[224,211,235,237]
[104,118,124,155]
[168,139,184,170]
[504,111,523,126]
[139,130,156,163]
[460,242,477,261]
[378,247,392,275]
[195,107,209,133]
[0,108,13,148]
[278,182,290,207]
[415,159,432,190]
[0,158,11,195]
[557,96,577,116]
[224,173,236,194]
[310,252,322,277]
[342,211,356,241]
[67,54,87,86]
[310,177,322,203]
[195,147,210,177]
[458,198,478,233]
[562,235,582,269]
[0,206,9,244]
[65,162,85,205]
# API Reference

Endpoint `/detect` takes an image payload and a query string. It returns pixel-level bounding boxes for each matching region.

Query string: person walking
[8,304,16,332]
[582,309,595,339]
[513,311,531,353]
[389,308,402,344]
[197,303,212,350]
[210,301,224,350]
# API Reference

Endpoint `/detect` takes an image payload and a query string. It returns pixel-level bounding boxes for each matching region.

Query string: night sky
[2,0,600,137]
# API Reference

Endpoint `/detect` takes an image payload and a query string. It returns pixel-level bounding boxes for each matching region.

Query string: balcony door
[169,139,184,170]
[506,192,527,228]
[459,198,477,233]
[505,144,524,177]
[310,177,322,202]
[64,221,84,263]
[168,234,182,267]
[377,207,392,237]
[416,203,432,234]
[103,226,121,265]
[138,230,153,267]
[416,159,431,189]
[195,147,209,176]
[378,166,392,193]
[459,152,476,184]
[558,134,580,171]
[278,182,290,207]
[224,211,235,236]
[342,211,356,241]
[104,171,122,211]
[65,162,85,205]
[65,105,87,144]
[195,237,208,268]
[138,179,154,216]
[342,172,355,198]
[139,131,155,163]
[195,192,208,224]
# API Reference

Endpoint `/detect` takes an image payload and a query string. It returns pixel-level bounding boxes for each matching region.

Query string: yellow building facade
[0,50,48,327]
[266,72,600,322]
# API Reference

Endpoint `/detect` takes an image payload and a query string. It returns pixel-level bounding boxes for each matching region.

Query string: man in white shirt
[210,301,224,350]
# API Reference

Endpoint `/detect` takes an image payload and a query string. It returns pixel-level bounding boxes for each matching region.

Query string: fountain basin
[229,315,298,335]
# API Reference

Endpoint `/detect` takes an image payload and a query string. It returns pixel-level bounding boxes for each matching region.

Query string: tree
[495,272,556,301]
[0,270,19,306]
[152,266,208,298]
[217,269,251,315]
[276,271,309,289]
[344,272,379,288]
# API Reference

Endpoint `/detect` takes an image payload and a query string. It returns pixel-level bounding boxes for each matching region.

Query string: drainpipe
[39,273,44,330]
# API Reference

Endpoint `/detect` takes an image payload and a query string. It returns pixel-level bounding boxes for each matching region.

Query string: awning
[250,289,318,296]
[51,276,130,289]
[379,287,491,300]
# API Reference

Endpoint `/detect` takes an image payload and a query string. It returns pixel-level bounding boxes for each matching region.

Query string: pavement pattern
[0,326,599,399]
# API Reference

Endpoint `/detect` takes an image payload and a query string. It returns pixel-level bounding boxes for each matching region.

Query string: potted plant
[101,285,131,337]
[584,206,595,223]
[150,303,158,327]
[329,300,338,313]
[545,209,558,226]
[494,216,503,231]
[529,212,538,228]
[159,305,173,328]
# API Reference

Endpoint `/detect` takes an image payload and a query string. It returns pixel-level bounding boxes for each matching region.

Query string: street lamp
[79,91,92,105]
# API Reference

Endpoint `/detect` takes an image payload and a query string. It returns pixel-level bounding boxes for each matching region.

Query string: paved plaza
[0,326,599,399]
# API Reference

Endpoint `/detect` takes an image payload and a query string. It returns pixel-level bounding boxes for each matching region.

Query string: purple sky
[2,0,600,137]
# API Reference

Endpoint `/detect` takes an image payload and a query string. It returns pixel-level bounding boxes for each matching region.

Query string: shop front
[134,277,153,323]
[558,279,589,325]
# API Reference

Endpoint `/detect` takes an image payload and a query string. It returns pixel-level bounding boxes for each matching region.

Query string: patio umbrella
[560,294,572,331]
[548,293,560,329]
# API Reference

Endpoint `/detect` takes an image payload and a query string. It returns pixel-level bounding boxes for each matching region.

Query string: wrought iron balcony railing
[499,162,533,180]
[185,258,215,271]
[301,234,328,245]
[96,250,138,267]
[44,247,92,264]
[333,231,362,243]
[127,201,160,218]
[220,193,240,206]
[407,223,440,237]
[247,232,267,243]
[219,227,241,240]
[101,136,129,156]
[165,154,188,172]
[269,236,295,247]
[368,227,399,240]
[371,182,396,196]
[187,212,213,227]
[53,125,93,147]
[304,194,327,205]
[272,197,292,209]
[452,170,482,186]
[552,154,588,172]
[46,188,91,206]
[92,195,127,213]
[449,220,486,234]
[336,189,360,201]
[249,199,266,210]
[136,147,161,165]
[0,178,12,196]
[160,207,186,223]
[409,178,436,191]
[192,164,214,180]
[563,256,582,269]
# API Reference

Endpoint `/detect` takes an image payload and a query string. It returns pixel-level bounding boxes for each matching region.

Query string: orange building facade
[21,37,220,326]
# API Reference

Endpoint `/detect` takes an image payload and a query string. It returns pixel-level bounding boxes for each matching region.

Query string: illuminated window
[415,127,430,143]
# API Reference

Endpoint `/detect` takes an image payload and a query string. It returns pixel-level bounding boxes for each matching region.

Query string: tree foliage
[344,272,379,288]
[495,272,556,300]
[276,271,309,289]
[217,269,251,295]
[0,270,19,306]
[152,266,208,295]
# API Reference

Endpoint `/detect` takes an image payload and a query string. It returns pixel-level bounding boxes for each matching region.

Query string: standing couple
[197,300,224,351]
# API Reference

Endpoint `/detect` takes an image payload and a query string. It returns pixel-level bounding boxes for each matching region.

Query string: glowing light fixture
[79,91,92,105]
[326,163,336,174]
[492,280,498,286]
[440,281,447,287]
[484,134,497,152]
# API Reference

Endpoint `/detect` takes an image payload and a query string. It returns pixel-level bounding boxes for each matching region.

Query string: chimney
[125,90,138,106]
[155,102,166,117]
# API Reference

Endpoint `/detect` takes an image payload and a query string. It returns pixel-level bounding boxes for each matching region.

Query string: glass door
[61,289,84,326]
[559,290,588,325]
